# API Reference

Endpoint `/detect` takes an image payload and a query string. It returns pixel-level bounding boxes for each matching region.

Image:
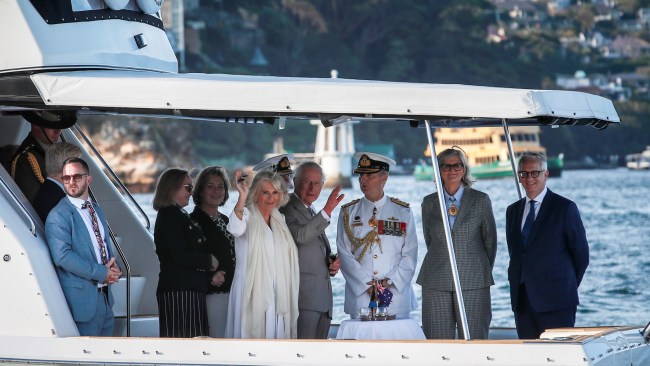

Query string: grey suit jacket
[280,194,333,315]
[416,187,497,292]
[45,197,115,323]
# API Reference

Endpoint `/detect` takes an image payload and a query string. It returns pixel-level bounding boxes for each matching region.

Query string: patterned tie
[521,200,536,247]
[82,200,109,264]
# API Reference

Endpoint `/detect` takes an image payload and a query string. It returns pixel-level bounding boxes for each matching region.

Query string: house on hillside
[592,2,623,22]
[639,8,650,25]
[546,0,571,13]
[555,71,631,101]
[601,36,650,58]
[492,0,547,28]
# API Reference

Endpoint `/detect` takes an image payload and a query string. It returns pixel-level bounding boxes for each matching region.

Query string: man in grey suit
[417,148,497,339]
[45,157,122,336]
[280,161,344,339]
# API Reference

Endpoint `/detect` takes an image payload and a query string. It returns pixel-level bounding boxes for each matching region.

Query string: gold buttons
[373,271,378,275]
[373,255,378,259]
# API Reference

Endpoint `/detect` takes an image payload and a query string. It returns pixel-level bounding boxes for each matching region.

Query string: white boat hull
[0,327,648,365]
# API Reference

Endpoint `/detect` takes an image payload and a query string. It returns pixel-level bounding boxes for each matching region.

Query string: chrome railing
[0,174,37,236]
[88,188,132,337]
[72,125,151,230]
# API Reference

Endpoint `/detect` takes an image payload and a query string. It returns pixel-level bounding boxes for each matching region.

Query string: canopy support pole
[424,120,471,340]
[502,118,523,200]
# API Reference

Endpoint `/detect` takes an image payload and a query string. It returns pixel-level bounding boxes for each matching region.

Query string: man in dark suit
[33,142,82,222]
[45,157,122,336]
[506,152,589,339]
[280,161,344,339]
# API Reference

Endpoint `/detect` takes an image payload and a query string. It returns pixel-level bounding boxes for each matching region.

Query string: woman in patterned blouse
[190,166,236,338]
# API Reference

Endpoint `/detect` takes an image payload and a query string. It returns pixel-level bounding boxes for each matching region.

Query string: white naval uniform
[336,195,418,318]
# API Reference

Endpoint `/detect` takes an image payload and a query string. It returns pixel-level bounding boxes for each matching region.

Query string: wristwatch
[385,278,393,286]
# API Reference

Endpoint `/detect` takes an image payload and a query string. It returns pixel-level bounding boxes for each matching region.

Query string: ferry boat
[0,1,648,365]
[626,146,650,170]
[414,127,564,180]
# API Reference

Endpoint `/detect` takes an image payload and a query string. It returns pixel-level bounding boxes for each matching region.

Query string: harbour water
[134,168,650,327]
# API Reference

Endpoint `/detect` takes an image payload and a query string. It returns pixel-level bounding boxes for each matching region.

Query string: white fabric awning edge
[30,70,621,123]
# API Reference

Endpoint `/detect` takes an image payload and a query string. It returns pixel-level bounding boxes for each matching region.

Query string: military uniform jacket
[336,195,418,317]
[11,132,46,203]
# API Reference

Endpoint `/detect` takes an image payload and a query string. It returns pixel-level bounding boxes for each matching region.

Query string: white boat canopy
[0,70,620,129]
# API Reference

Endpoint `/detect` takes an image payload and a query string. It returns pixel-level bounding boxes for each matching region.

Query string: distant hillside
[88,0,650,190]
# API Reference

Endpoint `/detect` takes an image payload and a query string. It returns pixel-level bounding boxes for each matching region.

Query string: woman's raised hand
[234,170,249,197]
[233,170,248,219]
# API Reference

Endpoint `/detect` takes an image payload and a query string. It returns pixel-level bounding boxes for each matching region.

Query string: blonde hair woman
[225,170,299,339]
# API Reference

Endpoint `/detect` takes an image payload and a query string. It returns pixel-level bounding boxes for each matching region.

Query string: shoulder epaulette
[10,144,44,183]
[18,143,37,156]
[390,197,410,208]
[341,199,360,209]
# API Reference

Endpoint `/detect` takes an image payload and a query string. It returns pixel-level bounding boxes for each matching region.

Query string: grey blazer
[280,194,333,315]
[416,187,497,292]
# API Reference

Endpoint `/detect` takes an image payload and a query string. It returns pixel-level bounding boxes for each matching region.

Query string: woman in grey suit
[416,147,497,339]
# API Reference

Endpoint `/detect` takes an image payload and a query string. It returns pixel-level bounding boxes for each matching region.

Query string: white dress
[225,208,287,338]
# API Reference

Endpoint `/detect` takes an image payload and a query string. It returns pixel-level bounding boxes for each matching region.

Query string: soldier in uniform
[11,111,76,203]
[336,152,418,319]
[253,153,295,190]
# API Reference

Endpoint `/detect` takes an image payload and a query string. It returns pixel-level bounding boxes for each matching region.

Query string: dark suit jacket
[190,208,236,293]
[154,205,213,295]
[505,189,589,313]
[417,187,497,291]
[33,178,65,223]
[280,194,333,315]
[11,132,46,203]
[45,198,115,322]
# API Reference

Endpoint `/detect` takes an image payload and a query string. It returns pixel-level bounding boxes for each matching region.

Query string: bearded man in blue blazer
[45,157,122,336]
[505,152,589,340]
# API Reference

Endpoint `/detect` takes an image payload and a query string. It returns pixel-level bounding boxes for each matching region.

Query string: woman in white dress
[225,170,299,339]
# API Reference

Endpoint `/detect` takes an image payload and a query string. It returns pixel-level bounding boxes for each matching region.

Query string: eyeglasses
[61,174,88,183]
[182,184,194,193]
[441,163,464,172]
[518,170,544,178]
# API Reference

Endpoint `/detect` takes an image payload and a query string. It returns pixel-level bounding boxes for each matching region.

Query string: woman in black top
[190,166,236,338]
[153,168,218,338]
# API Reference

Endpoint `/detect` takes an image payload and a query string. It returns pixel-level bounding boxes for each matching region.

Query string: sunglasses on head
[61,173,88,183]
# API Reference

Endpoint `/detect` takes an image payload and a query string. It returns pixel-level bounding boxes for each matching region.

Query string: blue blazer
[45,197,115,323]
[505,189,589,313]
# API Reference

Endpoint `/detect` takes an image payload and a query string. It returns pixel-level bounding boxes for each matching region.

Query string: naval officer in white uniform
[336,152,418,319]
[253,154,295,190]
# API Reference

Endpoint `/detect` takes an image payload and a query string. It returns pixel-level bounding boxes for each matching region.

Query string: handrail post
[0,176,37,236]
[72,125,151,230]
[424,120,471,340]
[88,188,132,337]
[502,119,523,200]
